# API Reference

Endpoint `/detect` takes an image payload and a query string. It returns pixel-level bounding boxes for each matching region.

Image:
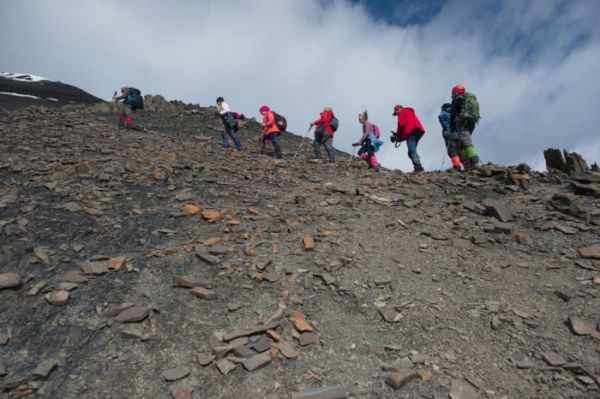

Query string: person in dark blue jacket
[438,103,463,170]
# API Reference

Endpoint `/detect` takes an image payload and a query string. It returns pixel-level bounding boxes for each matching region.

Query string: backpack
[460,92,480,122]
[329,115,339,132]
[272,112,287,132]
[128,87,144,110]
[372,124,381,138]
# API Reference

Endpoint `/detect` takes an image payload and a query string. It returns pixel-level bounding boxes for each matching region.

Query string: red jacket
[262,111,280,136]
[312,111,334,136]
[395,107,425,140]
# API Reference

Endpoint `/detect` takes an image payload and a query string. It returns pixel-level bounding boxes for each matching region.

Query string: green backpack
[461,92,480,123]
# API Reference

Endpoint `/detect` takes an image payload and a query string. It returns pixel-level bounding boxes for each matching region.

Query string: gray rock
[252,336,273,352]
[114,306,150,323]
[273,341,298,359]
[379,306,402,323]
[541,351,566,367]
[449,379,478,399]
[197,353,215,367]
[242,351,272,371]
[233,345,256,359]
[385,368,420,389]
[173,275,213,289]
[195,251,220,265]
[215,358,236,375]
[161,366,190,382]
[298,332,319,346]
[191,287,217,300]
[32,359,58,378]
[208,245,228,255]
[482,199,513,222]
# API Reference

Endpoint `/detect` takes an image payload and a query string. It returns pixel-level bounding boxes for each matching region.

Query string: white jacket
[216,102,230,115]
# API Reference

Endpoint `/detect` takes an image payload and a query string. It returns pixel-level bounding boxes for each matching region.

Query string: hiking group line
[113,84,482,173]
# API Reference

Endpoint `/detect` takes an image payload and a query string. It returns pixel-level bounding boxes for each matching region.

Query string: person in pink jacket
[352,110,381,172]
[259,105,282,159]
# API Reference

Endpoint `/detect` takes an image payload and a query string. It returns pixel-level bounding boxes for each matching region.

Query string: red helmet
[452,85,466,95]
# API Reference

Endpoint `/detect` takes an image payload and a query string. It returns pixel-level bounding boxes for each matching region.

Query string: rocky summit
[1,98,600,399]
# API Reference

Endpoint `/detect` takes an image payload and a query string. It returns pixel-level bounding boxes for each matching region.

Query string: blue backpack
[128,87,144,110]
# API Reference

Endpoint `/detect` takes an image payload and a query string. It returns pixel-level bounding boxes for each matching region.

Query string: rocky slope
[0,101,599,399]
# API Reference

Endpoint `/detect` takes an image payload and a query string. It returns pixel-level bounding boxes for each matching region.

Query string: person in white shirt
[216,97,242,150]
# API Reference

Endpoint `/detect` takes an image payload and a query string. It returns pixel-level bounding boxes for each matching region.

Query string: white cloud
[1,0,598,171]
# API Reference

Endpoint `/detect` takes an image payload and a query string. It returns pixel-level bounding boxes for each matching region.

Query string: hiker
[216,97,242,150]
[450,84,481,170]
[352,110,382,172]
[438,103,463,170]
[259,105,282,159]
[309,106,337,163]
[391,104,425,172]
[113,85,143,129]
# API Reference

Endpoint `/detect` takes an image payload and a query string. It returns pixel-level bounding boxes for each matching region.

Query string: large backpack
[272,112,287,132]
[329,115,339,132]
[460,92,480,123]
[128,87,144,110]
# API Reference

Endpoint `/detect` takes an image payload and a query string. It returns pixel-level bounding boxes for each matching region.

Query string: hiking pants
[313,132,335,162]
[358,139,379,169]
[406,130,424,167]
[221,127,242,150]
[458,123,480,165]
[262,133,282,158]
[444,137,461,158]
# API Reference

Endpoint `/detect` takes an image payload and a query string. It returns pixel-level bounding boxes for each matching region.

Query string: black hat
[216,97,224,103]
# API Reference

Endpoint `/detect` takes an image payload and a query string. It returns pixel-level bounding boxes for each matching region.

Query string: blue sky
[1,0,599,171]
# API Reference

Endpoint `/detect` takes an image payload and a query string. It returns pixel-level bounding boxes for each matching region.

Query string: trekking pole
[293,126,313,159]
[347,146,356,168]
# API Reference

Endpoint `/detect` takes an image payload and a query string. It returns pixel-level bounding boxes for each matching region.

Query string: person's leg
[270,134,282,158]
[406,132,424,171]
[459,128,480,168]
[221,130,231,148]
[323,134,335,162]
[123,104,133,129]
[228,127,242,150]
[447,139,463,170]
[312,132,322,159]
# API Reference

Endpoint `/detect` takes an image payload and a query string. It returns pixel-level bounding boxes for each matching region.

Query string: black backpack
[329,115,339,132]
[272,112,287,132]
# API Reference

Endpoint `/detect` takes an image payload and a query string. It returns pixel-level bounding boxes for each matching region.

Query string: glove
[352,143,360,147]
[390,136,396,143]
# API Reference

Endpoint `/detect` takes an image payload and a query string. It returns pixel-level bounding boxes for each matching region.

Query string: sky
[1,0,599,171]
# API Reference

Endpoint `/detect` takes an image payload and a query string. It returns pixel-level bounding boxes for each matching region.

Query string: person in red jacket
[259,105,282,159]
[309,106,336,163]
[391,104,426,172]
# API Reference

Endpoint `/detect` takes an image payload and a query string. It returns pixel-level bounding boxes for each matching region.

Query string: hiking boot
[413,164,424,173]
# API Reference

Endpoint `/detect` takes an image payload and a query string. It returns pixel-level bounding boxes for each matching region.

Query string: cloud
[1,0,599,171]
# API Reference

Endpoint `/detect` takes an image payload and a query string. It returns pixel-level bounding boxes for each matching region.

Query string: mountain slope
[0,72,104,110]
[0,102,599,398]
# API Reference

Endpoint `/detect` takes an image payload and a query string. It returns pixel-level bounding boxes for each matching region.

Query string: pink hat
[259,105,270,113]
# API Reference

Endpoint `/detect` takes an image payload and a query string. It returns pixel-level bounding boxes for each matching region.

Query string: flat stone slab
[290,386,348,399]
[0,272,21,289]
[78,260,109,276]
[482,198,513,222]
[242,351,272,371]
[385,368,420,389]
[173,275,213,289]
[449,379,478,399]
[32,359,58,378]
[114,306,150,323]
[191,287,217,300]
[161,366,190,382]
[579,244,600,259]
[222,321,280,342]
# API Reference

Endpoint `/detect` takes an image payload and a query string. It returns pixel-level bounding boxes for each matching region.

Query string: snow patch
[0,72,50,82]
[0,91,41,99]
[46,97,59,102]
